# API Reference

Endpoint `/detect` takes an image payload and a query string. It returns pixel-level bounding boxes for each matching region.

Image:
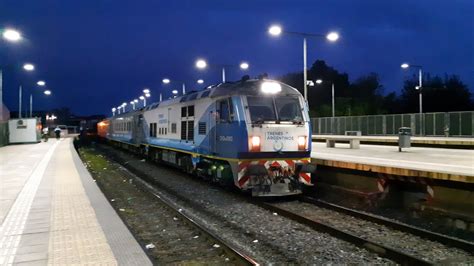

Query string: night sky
[1,0,473,116]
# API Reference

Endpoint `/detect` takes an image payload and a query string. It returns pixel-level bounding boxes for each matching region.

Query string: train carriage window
[187,121,194,141]
[171,123,177,134]
[149,123,153,137]
[181,107,187,117]
[187,105,194,117]
[180,121,187,140]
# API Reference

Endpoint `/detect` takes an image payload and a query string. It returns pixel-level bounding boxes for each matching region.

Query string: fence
[312,111,474,137]
[0,121,8,147]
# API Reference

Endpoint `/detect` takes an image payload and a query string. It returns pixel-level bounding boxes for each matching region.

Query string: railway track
[301,196,474,254]
[256,198,474,265]
[88,144,473,264]
[255,200,430,265]
[121,166,260,266]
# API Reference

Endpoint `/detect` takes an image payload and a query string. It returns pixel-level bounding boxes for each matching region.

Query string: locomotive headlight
[261,81,281,94]
[298,136,307,150]
[249,136,261,152]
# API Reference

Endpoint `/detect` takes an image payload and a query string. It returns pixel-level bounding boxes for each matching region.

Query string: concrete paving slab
[0,139,151,265]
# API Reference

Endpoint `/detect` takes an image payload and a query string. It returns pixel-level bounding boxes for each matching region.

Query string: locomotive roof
[109,79,301,119]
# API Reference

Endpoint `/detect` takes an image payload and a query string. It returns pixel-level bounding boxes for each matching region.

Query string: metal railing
[312,111,474,137]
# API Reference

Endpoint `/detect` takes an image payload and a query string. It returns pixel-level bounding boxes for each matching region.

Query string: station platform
[312,135,474,147]
[0,138,151,265]
[311,142,474,183]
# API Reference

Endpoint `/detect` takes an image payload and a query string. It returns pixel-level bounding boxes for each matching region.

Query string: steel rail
[119,166,260,266]
[302,196,474,254]
[255,201,432,265]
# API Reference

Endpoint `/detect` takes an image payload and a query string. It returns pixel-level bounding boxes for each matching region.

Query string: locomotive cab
[218,80,315,196]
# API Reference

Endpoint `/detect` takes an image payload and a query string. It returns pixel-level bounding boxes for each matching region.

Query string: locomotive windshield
[247,96,303,123]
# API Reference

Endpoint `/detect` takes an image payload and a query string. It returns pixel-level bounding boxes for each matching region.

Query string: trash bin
[398,127,411,152]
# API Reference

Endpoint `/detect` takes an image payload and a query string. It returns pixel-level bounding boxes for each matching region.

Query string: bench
[325,136,360,149]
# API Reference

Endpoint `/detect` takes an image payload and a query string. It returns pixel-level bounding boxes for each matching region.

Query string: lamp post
[316,79,336,134]
[18,63,35,118]
[30,80,50,117]
[268,24,339,107]
[195,59,249,83]
[1,28,22,119]
[112,108,116,116]
[315,79,335,117]
[401,63,423,135]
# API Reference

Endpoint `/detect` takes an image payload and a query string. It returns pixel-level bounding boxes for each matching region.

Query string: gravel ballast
[272,201,474,263]
[92,144,394,264]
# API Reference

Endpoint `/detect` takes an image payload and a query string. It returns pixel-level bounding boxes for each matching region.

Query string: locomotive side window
[187,121,194,140]
[187,105,194,117]
[218,98,233,122]
[181,107,187,117]
[181,121,187,140]
[171,123,177,133]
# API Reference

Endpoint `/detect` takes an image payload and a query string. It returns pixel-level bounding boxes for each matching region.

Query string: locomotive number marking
[219,136,233,142]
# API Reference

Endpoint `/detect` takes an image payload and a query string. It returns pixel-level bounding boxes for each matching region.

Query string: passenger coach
[98,78,315,196]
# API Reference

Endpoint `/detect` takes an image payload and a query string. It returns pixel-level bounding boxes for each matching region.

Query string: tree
[348,73,386,115]
[400,74,472,113]
[279,60,351,117]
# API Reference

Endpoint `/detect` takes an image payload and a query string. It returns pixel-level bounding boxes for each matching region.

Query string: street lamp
[315,79,336,117]
[401,62,423,134]
[268,24,339,107]
[195,59,207,69]
[23,63,34,71]
[29,84,52,118]
[112,107,116,116]
[0,28,22,120]
[37,80,46,86]
[197,79,204,84]
[18,63,36,118]
[121,102,127,112]
[195,59,249,83]
[2,28,22,42]
[162,78,187,95]
[143,88,150,94]
[130,100,136,110]
[139,95,146,107]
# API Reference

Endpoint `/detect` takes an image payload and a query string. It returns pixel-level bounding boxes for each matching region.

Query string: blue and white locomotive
[98,79,315,196]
